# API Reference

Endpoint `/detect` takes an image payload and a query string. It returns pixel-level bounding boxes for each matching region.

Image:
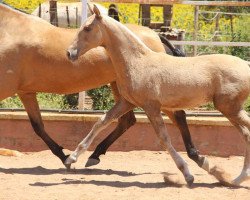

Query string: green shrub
[87,85,114,110]
[0,93,70,110]
[62,93,79,109]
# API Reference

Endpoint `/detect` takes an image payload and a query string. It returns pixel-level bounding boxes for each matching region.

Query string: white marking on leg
[65,114,110,165]
[167,143,194,184]
[201,157,210,172]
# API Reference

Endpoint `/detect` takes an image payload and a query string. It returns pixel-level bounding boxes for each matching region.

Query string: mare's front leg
[144,104,194,185]
[86,82,136,167]
[18,93,69,164]
[164,110,209,170]
[65,98,135,165]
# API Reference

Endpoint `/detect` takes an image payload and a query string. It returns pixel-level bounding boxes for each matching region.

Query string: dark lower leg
[89,110,136,160]
[29,118,68,163]
[19,93,68,164]
[173,110,205,167]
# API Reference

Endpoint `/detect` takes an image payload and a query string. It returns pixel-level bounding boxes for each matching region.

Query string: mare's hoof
[85,157,100,167]
[185,175,194,186]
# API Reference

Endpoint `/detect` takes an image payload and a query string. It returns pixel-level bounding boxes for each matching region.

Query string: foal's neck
[100,17,152,83]
[101,17,152,64]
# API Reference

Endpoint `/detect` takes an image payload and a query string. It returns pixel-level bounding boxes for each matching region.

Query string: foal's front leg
[85,82,136,167]
[86,110,136,167]
[65,98,135,165]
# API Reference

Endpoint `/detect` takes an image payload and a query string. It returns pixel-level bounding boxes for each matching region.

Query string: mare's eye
[84,26,91,32]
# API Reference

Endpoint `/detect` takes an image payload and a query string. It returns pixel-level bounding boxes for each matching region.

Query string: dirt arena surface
[0,150,249,200]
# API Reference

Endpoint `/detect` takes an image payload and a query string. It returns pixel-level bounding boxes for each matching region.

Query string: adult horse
[0,3,205,170]
[66,6,250,186]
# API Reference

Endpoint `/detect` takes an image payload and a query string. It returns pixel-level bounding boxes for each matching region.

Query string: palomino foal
[66,6,250,186]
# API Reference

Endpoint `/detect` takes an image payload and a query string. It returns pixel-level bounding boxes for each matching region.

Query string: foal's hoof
[65,163,72,172]
[185,175,194,186]
[64,155,77,165]
[62,155,71,171]
[85,157,100,167]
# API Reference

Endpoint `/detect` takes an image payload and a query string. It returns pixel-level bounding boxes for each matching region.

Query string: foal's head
[67,5,104,61]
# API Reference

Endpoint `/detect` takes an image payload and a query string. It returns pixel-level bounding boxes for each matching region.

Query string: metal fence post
[78,0,88,110]
[193,5,199,56]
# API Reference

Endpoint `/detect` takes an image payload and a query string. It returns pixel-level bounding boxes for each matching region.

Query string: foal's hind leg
[223,109,250,186]
[163,110,208,168]
[144,105,194,185]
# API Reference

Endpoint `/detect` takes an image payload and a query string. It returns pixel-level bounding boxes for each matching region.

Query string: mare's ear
[93,4,102,19]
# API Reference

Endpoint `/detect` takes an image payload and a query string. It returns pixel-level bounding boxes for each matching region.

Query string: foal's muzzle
[66,49,79,62]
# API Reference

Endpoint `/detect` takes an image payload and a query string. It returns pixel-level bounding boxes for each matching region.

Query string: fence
[4,0,248,56]
[93,0,250,7]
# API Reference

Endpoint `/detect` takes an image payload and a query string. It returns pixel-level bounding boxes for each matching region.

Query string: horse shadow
[0,166,153,177]
[30,179,170,189]
[29,179,249,189]
[1,166,249,189]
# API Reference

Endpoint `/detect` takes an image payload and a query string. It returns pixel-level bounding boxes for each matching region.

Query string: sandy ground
[0,150,249,200]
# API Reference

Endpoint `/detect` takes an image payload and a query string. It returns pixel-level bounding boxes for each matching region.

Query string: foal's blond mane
[108,17,151,47]
[100,16,152,55]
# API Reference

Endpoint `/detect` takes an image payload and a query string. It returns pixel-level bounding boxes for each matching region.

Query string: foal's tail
[158,34,185,57]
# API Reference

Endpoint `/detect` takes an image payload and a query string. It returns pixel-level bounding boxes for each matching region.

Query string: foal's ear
[93,4,102,19]
[87,3,94,15]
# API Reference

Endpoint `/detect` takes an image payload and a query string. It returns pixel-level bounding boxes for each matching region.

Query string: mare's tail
[159,34,185,57]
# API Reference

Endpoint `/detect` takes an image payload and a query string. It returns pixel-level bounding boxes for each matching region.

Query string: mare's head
[67,5,104,61]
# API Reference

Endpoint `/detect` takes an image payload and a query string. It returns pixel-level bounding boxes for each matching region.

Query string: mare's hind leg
[18,93,68,164]
[65,98,135,165]
[222,109,250,185]
[144,105,194,185]
[163,110,208,169]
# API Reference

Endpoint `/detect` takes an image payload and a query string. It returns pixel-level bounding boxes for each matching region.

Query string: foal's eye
[84,26,91,32]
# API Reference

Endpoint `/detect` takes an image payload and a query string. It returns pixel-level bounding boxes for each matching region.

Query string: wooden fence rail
[170,41,250,47]
[91,0,250,7]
